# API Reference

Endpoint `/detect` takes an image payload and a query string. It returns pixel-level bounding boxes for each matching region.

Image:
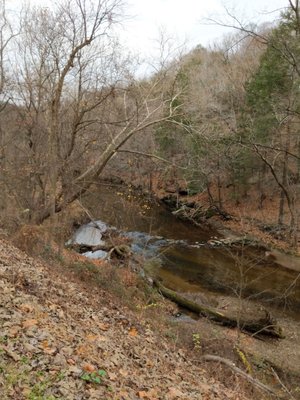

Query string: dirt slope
[0,238,250,400]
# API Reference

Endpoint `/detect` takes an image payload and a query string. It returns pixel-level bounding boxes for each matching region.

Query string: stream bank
[77,183,300,316]
[8,180,300,398]
[64,208,300,398]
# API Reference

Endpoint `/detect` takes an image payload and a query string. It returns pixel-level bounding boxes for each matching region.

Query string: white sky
[8,0,289,57]
[122,0,288,56]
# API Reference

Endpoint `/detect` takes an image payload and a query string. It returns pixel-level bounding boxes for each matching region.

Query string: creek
[76,183,300,320]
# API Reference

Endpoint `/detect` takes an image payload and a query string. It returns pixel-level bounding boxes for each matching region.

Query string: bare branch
[202,355,281,398]
[117,149,188,170]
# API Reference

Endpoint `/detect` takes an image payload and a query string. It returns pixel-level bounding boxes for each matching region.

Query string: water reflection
[82,184,300,316]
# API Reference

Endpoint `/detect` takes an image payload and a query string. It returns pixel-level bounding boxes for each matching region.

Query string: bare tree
[0,0,180,225]
[0,0,20,224]
[203,2,300,246]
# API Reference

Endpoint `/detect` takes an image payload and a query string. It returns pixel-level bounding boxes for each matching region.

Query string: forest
[0,1,300,399]
[0,0,299,250]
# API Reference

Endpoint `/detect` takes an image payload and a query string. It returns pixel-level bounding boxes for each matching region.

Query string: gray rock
[66,220,112,247]
[83,250,108,260]
[68,225,105,247]
[87,220,108,232]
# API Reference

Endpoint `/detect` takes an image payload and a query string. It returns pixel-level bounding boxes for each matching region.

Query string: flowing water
[81,183,300,318]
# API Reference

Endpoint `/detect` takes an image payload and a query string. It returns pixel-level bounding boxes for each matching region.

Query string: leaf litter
[0,238,250,399]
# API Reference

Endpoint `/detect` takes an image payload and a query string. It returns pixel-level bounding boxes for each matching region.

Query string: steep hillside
[0,238,250,400]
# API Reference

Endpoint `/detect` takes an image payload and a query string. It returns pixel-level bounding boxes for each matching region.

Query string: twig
[117,149,188,170]
[201,354,282,398]
[271,366,296,400]
[76,200,99,229]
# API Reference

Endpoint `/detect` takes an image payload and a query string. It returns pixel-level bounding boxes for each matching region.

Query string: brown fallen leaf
[82,363,96,372]
[19,303,34,313]
[86,334,98,342]
[167,387,185,399]
[98,323,109,331]
[8,326,21,338]
[108,371,117,381]
[76,345,88,356]
[147,388,159,399]
[22,319,38,328]
[41,340,49,348]
[119,368,128,377]
[49,369,59,375]
[43,347,56,355]
[39,339,56,354]
[97,335,107,342]
[1,345,21,361]
[138,391,148,399]
[22,387,31,397]
[137,389,159,400]
[128,327,138,337]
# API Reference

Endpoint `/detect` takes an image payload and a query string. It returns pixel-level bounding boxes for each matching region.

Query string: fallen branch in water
[154,280,284,339]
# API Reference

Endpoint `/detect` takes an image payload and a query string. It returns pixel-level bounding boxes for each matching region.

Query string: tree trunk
[278,148,288,225]
[154,280,284,339]
[217,159,222,209]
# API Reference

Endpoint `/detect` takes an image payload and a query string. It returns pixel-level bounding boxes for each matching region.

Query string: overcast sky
[122,0,288,56]
[8,0,289,57]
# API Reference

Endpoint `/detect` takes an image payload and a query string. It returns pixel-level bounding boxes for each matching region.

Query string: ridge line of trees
[0,0,299,248]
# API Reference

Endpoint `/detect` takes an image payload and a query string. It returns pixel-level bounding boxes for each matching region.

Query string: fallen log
[154,280,284,339]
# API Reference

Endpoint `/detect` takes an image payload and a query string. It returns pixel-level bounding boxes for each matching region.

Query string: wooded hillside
[0,0,299,248]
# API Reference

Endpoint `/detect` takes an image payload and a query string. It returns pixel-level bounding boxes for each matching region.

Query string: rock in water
[67,220,108,247]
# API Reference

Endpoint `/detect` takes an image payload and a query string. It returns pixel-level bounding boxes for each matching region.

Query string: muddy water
[82,183,217,242]
[159,245,300,313]
[82,184,300,316]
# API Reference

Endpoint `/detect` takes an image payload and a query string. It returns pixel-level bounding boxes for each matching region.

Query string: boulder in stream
[66,221,108,247]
